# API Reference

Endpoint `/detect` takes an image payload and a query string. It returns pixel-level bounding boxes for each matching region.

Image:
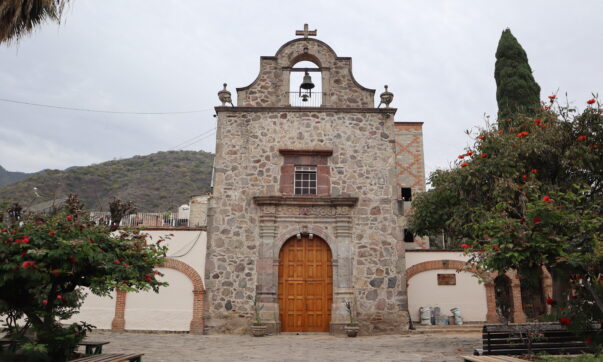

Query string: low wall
[66,228,206,332]
[405,250,487,322]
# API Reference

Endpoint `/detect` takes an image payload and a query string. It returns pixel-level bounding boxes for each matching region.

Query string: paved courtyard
[84,331,481,361]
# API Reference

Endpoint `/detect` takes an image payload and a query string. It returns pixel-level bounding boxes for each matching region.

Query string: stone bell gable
[205,25,418,335]
[236,38,375,108]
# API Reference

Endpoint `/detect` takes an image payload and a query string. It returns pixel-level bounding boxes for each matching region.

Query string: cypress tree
[494,29,541,127]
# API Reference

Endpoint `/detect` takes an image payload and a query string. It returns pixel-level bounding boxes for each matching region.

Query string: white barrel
[419,307,432,325]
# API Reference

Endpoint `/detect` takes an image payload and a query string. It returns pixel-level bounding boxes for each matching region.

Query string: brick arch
[406,259,470,281]
[111,258,205,334]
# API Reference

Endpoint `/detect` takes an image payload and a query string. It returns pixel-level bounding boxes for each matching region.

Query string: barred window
[294,166,317,195]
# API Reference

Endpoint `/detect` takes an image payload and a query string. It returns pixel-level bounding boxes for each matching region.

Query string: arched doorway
[278,235,332,332]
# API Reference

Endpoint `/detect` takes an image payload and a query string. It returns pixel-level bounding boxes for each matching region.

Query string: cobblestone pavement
[84,331,480,362]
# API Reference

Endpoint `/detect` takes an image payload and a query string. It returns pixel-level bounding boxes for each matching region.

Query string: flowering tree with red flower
[0,195,167,361]
[408,98,602,343]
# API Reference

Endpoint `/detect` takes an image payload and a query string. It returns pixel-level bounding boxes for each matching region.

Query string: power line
[175,130,217,150]
[0,97,214,115]
[169,128,216,150]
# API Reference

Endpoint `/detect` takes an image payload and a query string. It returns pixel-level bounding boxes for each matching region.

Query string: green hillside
[0,151,214,212]
[0,165,33,187]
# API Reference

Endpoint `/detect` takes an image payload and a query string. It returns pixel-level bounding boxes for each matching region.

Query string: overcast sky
[1,0,601,179]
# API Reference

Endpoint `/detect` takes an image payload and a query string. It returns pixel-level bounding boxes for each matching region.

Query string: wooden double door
[278,236,333,332]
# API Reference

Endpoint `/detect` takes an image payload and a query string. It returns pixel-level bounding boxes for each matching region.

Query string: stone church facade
[205,26,426,335]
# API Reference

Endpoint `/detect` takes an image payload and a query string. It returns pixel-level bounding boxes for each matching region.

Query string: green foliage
[495,29,541,126]
[252,299,264,325]
[0,150,214,212]
[408,99,602,339]
[0,200,168,361]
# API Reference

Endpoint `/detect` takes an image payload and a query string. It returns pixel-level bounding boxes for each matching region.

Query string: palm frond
[0,0,67,45]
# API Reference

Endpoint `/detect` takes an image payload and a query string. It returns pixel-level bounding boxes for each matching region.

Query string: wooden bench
[70,353,143,362]
[474,323,598,356]
[463,355,527,362]
[78,341,110,355]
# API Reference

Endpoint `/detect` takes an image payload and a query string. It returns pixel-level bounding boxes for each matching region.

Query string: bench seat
[70,353,143,362]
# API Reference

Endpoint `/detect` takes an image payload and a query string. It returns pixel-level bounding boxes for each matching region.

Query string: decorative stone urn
[218,83,233,106]
[378,85,394,108]
[344,324,359,337]
[250,324,267,337]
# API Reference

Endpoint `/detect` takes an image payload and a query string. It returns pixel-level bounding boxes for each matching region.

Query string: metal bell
[300,71,315,90]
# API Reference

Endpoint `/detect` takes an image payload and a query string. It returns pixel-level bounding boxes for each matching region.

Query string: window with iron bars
[294,166,317,195]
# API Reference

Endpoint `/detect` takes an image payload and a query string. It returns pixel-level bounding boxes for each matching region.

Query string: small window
[294,166,317,195]
[401,187,412,202]
[404,229,414,243]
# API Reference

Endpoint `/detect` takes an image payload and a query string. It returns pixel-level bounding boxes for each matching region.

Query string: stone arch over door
[111,258,205,334]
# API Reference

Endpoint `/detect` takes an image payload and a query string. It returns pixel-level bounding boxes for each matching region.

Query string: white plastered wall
[67,229,206,331]
[406,251,487,322]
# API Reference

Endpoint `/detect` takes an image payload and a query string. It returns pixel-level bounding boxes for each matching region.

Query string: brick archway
[111,258,205,334]
[405,259,522,323]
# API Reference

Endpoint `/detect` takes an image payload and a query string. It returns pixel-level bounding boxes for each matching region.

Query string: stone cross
[295,24,317,38]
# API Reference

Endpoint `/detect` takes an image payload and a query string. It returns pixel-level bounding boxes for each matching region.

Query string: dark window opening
[294,166,317,195]
[404,229,414,243]
[401,187,412,202]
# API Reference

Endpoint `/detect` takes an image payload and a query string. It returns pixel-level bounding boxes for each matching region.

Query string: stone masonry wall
[205,108,409,334]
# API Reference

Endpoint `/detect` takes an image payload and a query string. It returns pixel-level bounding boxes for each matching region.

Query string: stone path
[84,331,481,361]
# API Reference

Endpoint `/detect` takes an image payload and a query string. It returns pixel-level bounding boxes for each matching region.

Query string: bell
[299,71,315,98]
[300,71,315,90]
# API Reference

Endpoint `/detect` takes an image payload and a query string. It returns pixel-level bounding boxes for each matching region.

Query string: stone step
[410,324,483,334]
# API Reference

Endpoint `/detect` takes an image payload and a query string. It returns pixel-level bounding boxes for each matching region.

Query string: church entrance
[278,235,333,332]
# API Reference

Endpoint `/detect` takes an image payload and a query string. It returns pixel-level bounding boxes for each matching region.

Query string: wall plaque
[437,273,456,285]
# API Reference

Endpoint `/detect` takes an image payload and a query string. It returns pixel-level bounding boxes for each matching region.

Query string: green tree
[408,99,602,342]
[495,29,541,128]
[0,196,167,361]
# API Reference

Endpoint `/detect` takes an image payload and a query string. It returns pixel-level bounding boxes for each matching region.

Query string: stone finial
[377,85,394,108]
[295,24,317,38]
[218,83,233,107]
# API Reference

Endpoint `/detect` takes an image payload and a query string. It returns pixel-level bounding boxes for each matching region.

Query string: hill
[0,151,214,212]
[0,165,34,187]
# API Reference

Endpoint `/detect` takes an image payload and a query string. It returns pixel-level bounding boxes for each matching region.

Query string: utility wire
[175,130,216,150]
[0,97,213,115]
[170,128,216,150]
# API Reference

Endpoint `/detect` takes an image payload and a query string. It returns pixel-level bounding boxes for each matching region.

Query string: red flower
[586,99,596,105]
[69,257,77,263]
[145,275,152,282]
[531,169,538,174]
[492,245,500,251]
[577,135,587,141]
[461,243,470,249]
[42,299,48,305]
[477,135,485,140]
[589,144,599,150]
[458,155,465,159]
[49,231,55,236]
[522,175,527,181]
[114,260,120,265]
[546,297,556,306]
[516,131,529,138]
[535,119,542,126]
[22,261,36,269]
[498,130,504,134]
[51,269,61,277]
[585,337,593,344]
[533,217,541,224]
[548,95,556,100]
[56,295,62,300]
[559,317,571,326]
[21,252,27,256]
[480,153,488,158]
[1,228,6,233]
[36,221,43,225]
[520,218,526,223]
[466,151,474,156]
[460,162,469,167]
[66,215,72,221]
[542,195,552,203]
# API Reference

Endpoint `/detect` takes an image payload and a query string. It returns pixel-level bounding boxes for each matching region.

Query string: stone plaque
[437,274,456,286]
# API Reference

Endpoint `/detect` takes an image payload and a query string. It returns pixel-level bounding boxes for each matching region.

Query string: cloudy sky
[1,0,601,178]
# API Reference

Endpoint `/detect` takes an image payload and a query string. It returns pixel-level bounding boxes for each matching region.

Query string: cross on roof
[295,24,317,38]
